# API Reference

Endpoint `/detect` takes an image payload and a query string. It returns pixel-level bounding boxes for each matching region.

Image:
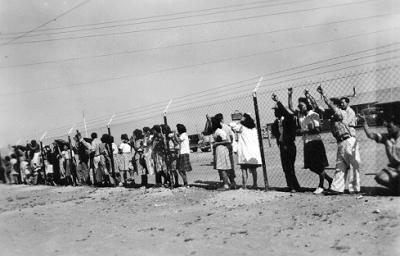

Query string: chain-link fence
[105,63,399,191]
[28,63,400,191]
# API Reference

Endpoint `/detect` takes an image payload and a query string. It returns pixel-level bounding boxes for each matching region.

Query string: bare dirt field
[0,184,399,256]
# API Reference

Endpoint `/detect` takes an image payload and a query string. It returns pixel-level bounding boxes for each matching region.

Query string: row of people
[271,86,399,195]
[1,87,399,195]
[0,124,193,188]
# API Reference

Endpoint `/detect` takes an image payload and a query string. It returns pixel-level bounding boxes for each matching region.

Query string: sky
[0,0,399,148]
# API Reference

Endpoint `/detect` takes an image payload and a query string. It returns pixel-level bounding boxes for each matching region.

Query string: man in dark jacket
[271,92,301,192]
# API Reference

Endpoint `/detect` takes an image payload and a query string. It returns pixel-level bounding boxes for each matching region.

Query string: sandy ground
[0,184,399,256]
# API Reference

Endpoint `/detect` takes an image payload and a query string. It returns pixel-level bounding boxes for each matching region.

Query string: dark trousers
[279,142,300,190]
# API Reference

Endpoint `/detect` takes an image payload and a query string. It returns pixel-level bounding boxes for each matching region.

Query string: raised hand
[271,93,278,102]
[288,87,293,96]
[317,85,324,95]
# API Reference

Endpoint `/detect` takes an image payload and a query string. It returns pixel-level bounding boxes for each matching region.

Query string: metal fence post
[67,135,75,185]
[40,141,46,184]
[107,126,117,184]
[252,91,269,191]
[163,113,174,188]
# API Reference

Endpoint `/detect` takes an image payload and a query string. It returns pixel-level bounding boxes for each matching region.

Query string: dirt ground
[0,184,399,256]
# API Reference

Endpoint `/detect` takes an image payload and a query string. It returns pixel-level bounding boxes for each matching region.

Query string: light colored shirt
[118,142,131,153]
[298,110,322,143]
[330,107,352,142]
[62,150,75,160]
[179,132,190,154]
[214,128,228,141]
[221,123,234,143]
[91,138,101,155]
[343,107,357,137]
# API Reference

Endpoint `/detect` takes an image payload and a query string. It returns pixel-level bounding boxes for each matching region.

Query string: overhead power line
[1,26,397,97]
[0,0,276,36]
[52,63,399,138]
[6,0,375,45]
[0,0,320,39]
[1,0,91,47]
[43,46,400,133]
[0,12,396,69]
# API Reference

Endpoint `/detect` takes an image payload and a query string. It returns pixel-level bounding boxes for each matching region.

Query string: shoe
[324,189,344,196]
[313,187,324,194]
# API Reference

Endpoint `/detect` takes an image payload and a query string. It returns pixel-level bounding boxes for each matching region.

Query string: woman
[231,113,260,189]
[117,134,133,186]
[132,129,148,186]
[289,88,332,194]
[163,124,181,188]
[62,145,76,186]
[174,124,191,187]
[152,125,169,187]
[143,127,155,178]
[212,116,235,190]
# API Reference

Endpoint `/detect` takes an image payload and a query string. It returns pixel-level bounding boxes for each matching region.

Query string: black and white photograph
[0,0,399,255]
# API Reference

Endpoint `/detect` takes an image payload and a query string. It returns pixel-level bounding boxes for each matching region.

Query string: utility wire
[47,63,399,138]
[0,0,322,39]
[0,0,278,36]
[16,41,400,134]
[60,63,399,137]
[0,12,395,69]
[1,0,91,47]
[1,26,397,96]
[47,50,400,132]
[6,0,376,45]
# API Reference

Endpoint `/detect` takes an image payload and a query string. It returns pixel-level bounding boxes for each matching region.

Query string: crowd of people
[0,86,399,195]
[271,86,400,195]
[0,123,193,189]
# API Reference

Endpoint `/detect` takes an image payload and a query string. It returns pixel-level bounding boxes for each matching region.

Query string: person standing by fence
[211,116,235,190]
[230,113,261,189]
[131,129,148,187]
[117,134,133,186]
[152,125,170,187]
[271,93,301,193]
[316,86,360,195]
[143,127,155,179]
[174,124,191,187]
[289,88,332,194]
[215,113,236,188]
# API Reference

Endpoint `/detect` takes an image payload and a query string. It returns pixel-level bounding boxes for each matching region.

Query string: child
[174,124,191,187]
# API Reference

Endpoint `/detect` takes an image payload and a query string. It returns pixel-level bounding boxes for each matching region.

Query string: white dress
[231,123,262,166]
